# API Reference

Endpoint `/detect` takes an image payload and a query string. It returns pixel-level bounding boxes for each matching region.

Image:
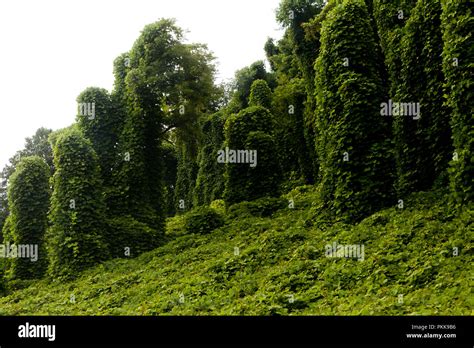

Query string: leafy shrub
[165,214,187,237]
[210,199,226,215]
[184,207,225,235]
[106,217,164,258]
[227,197,287,218]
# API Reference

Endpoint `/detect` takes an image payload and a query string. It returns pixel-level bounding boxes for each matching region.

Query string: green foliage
[0,4,471,316]
[1,215,13,243]
[276,0,326,184]
[249,80,272,109]
[113,18,218,228]
[244,131,282,200]
[394,0,452,196]
[441,0,474,206]
[224,106,273,150]
[209,199,226,215]
[6,156,50,280]
[227,197,287,219]
[76,87,117,185]
[0,128,54,234]
[276,0,325,97]
[106,217,164,258]
[1,128,54,181]
[272,77,312,183]
[193,111,226,207]
[47,129,109,279]
[162,143,178,216]
[372,0,418,98]
[113,98,163,227]
[223,107,279,205]
[111,52,129,110]
[227,61,276,113]
[174,147,199,213]
[314,0,394,222]
[184,207,225,235]
[0,269,5,295]
[0,189,470,315]
[127,18,217,143]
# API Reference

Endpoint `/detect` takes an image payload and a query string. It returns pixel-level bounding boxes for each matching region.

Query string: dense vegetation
[0,0,471,314]
[0,188,471,315]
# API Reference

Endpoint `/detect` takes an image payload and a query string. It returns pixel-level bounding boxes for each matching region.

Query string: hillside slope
[0,187,472,315]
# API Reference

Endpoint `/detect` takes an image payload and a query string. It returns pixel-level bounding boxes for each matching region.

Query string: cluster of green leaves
[394,0,452,196]
[314,0,394,222]
[441,0,474,206]
[4,156,50,280]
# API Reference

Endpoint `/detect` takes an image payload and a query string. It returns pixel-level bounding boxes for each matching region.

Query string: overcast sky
[0,0,283,170]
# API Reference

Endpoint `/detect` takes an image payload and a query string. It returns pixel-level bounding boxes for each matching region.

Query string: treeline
[0,0,471,283]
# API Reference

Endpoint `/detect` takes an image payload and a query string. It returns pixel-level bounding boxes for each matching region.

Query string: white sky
[0,0,283,169]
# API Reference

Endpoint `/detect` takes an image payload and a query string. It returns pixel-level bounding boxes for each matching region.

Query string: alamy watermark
[0,243,38,262]
[380,100,420,120]
[78,102,95,120]
[325,241,365,261]
[217,147,257,167]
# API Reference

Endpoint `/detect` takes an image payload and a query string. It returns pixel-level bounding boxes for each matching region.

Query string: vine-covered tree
[114,19,217,227]
[394,0,452,196]
[47,129,109,278]
[0,128,53,234]
[174,146,199,213]
[441,0,473,206]
[314,0,393,222]
[244,131,282,201]
[372,0,418,99]
[6,156,50,279]
[223,94,279,205]
[272,77,308,185]
[162,142,178,216]
[276,0,326,183]
[76,87,116,183]
[194,111,226,207]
